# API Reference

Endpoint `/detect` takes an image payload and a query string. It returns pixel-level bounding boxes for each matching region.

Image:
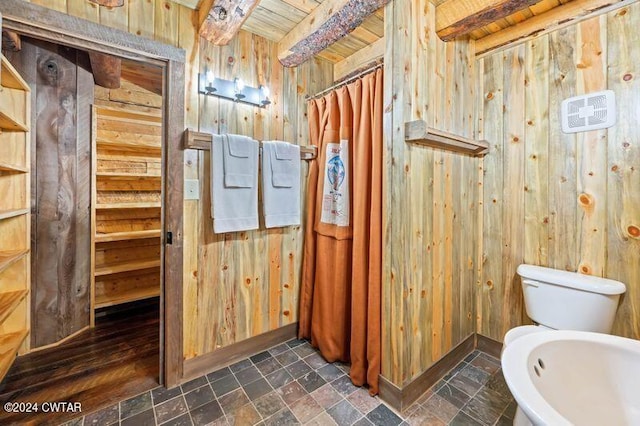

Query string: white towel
[211,134,259,233]
[261,141,301,228]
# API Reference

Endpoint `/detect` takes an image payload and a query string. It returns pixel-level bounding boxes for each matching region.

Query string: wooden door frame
[0,0,185,388]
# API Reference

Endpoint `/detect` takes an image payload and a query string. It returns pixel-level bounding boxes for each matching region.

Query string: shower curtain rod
[306,61,384,101]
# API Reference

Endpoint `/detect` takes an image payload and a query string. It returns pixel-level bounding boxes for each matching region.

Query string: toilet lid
[503,325,548,346]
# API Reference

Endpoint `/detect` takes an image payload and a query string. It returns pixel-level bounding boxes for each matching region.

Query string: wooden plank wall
[182,35,333,360]
[383,0,480,387]
[476,3,640,341]
[24,0,333,359]
[28,40,93,349]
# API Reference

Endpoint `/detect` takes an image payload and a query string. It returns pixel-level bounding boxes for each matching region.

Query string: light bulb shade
[260,85,270,98]
[234,78,245,99]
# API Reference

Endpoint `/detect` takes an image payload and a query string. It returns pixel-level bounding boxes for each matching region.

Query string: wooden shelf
[0,208,29,220]
[405,120,489,156]
[95,285,160,309]
[0,111,28,132]
[95,259,161,276]
[0,161,28,173]
[0,290,28,325]
[0,329,29,382]
[0,249,29,275]
[95,202,161,210]
[1,56,29,91]
[95,229,161,243]
[96,172,161,180]
[96,138,161,154]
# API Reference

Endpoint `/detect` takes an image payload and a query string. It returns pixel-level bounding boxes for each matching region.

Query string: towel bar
[183,129,317,161]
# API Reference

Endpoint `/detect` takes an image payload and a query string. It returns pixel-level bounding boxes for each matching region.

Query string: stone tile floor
[62,340,515,426]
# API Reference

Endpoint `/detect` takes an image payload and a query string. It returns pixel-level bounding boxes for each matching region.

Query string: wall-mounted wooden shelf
[95,229,161,243]
[0,112,28,132]
[0,290,28,324]
[0,249,29,275]
[1,56,29,91]
[0,329,29,381]
[96,137,162,154]
[96,202,161,210]
[183,129,318,160]
[94,259,161,276]
[405,120,489,156]
[0,208,29,221]
[95,286,160,309]
[0,161,28,173]
[96,172,161,181]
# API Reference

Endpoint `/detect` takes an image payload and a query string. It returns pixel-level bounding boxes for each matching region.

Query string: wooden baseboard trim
[379,333,475,412]
[182,323,298,383]
[476,333,503,358]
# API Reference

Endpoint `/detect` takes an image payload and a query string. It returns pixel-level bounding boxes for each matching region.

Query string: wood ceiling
[242,0,384,64]
[187,0,620,65]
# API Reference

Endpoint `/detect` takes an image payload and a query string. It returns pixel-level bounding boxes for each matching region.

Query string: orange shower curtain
[299,69,383,395]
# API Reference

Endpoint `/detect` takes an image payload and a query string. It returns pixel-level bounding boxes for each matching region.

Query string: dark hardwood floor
[0,300,159,425]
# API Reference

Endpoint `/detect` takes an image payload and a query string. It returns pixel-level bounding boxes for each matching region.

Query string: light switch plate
[185,179,200,200]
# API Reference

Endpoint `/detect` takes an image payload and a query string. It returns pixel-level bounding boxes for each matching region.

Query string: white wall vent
[561,90,616,133]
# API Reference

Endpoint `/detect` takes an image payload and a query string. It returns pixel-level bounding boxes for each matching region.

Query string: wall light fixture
[198,72,270,108]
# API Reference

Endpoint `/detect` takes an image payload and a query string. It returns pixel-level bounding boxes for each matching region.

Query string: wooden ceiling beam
[277,0,391,67]
[475,0,630,55]
[436,0,541,41]
[199,0,260,45]
[89,0,124,6]
[89,51,121,89]
[2,30,21,51]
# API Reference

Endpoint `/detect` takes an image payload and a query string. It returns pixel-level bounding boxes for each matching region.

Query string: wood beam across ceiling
[475,0,630,55]
[277,0,390,67]
[199,0,260,45]
[88,51,121,89]
[436,0,541,41]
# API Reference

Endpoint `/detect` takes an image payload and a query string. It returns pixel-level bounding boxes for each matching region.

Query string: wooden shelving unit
[0,161,28,173]
[95,202,161,210]
[0,208,29,221]
[0,250,29,274]
[0,290,28,324]
[0,52,31,382]
[405,120,489,156]
[95,229,161,243]
[95,286,160,309]
[95,259,161,276]
[91,105,161,313]
[0,329,29,381]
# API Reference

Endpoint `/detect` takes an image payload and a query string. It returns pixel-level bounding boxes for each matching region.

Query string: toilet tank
[517,264,626,334]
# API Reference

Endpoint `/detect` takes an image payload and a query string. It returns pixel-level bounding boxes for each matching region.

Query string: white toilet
[503,264,626,425]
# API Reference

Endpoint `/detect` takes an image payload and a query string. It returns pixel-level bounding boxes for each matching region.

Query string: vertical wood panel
[66,0,99,22]
[606,4,640,339]
[32,42,91,348]
[523,36,549,267]
[129,0,156,39]
[501,46,526,336]
[548,26,578,272]
[575,16,608,277]
[479,52,504,340]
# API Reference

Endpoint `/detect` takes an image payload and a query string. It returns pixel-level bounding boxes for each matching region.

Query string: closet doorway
[0,10,183,420]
